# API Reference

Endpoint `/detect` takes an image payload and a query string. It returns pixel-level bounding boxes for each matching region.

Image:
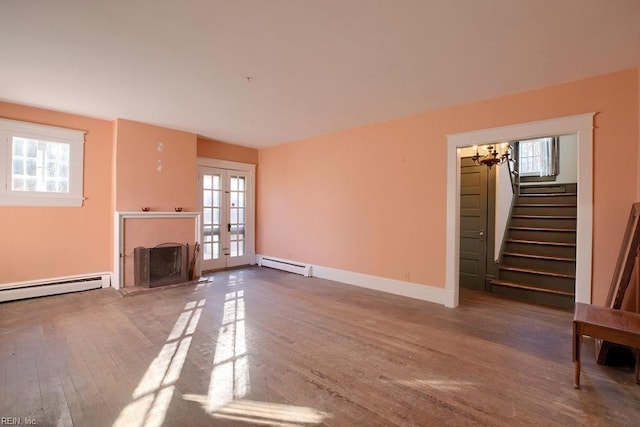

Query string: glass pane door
[199,167,251,271]
[227,172,250,267]
[200,168,226,271]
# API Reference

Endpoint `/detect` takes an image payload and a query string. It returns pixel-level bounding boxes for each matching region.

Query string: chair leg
[635,349,639,385]
[573,323,581,389]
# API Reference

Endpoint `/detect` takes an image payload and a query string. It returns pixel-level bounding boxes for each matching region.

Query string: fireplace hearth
[134,244,188,288]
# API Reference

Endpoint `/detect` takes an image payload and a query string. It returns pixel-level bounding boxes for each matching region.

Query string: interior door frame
[197,157,256,268]
[445,113,594,308]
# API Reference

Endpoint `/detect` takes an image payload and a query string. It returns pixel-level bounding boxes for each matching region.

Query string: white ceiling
[1,1,639,148]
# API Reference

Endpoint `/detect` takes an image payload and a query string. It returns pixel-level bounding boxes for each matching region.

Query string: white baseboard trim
[0,272,111,303]
[256,254,449,306]
[256,255,311,276]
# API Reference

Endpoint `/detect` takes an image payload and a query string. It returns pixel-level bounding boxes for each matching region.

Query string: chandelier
[471,143,512,169]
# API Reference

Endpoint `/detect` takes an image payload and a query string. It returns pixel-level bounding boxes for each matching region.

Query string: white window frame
[0,118,85,207]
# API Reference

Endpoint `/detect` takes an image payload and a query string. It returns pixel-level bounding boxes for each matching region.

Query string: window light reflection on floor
[210,399,329,426]
[396,379,477,392]
[207,274,249,411]
[204,273,329,425]
[114,271,329,426]
[113,299,205,427]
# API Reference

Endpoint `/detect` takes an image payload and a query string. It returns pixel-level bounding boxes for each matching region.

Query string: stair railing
[507,143,519,196]
[496,144,519,264]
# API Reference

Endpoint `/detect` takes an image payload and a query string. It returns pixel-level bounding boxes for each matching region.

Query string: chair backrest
[605,202,640,309]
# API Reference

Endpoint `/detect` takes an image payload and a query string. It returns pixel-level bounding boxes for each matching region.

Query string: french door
[199,166,252,271]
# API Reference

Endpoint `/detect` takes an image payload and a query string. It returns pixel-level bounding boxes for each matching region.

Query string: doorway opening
[446,114,594,308]
[459,136,579,308]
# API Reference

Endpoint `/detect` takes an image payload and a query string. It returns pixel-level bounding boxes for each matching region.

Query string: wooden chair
[572,202,640,388]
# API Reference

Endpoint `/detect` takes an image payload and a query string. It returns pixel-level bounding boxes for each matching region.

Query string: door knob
[479,231,485,237]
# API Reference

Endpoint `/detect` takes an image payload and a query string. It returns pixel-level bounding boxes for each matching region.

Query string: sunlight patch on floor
[207,275,250,412]
[181,272,330,425]
[182,396,330,427]
[211,399,330,426]
[113,298,206,427]
[396,379,477,392]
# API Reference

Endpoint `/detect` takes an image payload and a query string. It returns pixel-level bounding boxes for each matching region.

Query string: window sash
[11,137,71,193]
[519,140,541,175]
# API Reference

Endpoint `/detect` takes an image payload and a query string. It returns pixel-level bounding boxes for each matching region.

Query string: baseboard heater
[0,273,110,303]
[258,257,311,277]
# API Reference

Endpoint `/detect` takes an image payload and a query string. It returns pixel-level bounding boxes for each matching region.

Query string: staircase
[490,183,577,308]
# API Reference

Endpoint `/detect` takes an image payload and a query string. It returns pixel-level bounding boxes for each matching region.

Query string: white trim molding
[197,157,257,172]
[256,255,311,276]
[0,272,110,303]
[113,211,202,289]
[446,113,594,308]
[256,254,449,306]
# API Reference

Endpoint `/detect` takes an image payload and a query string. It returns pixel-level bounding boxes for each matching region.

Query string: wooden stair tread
[506,239,576,247]
[490,279,575,297]
[512,215,577,219]
[502,252,575,262]
[509,226,576,233]
[514,203,576,208]
[519,193,577,197]
[499,265,575,279]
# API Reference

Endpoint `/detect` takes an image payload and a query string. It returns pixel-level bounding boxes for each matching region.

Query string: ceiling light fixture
[471,143,512,169]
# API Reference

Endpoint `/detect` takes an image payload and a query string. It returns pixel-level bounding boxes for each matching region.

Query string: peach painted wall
[115,119,197,211]
[257,68,640,305]
[0,101,113,283]
[637,67,640,200]
[197,137,258,164]
[114,119,199,283]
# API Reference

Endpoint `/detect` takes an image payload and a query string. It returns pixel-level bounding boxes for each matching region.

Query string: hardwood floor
[1,267,639,426]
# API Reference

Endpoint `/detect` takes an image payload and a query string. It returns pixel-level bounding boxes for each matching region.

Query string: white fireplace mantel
[112,211,202,289]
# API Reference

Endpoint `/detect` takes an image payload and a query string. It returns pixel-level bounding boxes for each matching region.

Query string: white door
[199,167,252,271]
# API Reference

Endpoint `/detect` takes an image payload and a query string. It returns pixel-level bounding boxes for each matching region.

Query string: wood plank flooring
[1,266,639,426]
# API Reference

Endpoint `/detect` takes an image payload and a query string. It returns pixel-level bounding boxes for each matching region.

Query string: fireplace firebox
[134,244,189,287]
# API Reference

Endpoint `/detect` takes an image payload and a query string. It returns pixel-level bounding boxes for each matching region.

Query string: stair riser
[512,206,576,216]
[510,217,577,229]
[489,284,574,308]
[519,183,577,194]
[500,255,576,275]
[517,195,577,205]
[505,242,576,258]
[508,229,576,243]
[499,270,575,293]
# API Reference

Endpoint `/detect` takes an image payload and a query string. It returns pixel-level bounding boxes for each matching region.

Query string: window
[0,118,85,206]
[518,136,559,178]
